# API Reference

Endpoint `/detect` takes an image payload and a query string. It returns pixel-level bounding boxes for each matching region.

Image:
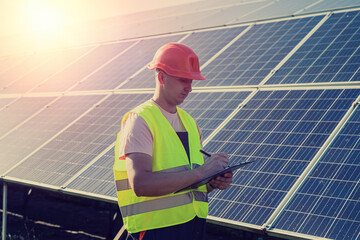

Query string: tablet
[175,161,254,193]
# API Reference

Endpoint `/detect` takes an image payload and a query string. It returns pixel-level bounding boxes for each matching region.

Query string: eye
[180,78,192,84]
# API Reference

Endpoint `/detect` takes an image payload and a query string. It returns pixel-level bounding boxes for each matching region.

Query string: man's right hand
[198,153,229,177]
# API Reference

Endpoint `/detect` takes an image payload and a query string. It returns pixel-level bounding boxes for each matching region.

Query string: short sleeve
[118,113,153,157]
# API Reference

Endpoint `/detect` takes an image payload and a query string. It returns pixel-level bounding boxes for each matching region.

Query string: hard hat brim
[148,63,206,80]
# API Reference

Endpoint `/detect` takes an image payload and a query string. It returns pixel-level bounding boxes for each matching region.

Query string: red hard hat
[148,43,205,80]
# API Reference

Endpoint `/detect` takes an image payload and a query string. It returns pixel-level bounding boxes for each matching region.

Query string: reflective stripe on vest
[114,100,208,233]
[120,191,207,218]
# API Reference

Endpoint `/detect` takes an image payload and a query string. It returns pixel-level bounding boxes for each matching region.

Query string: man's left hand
[209,172,233,190]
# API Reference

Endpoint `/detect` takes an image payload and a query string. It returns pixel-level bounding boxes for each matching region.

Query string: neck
[152,96,177,114]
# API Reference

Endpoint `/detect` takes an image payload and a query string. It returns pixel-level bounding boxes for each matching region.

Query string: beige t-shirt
[118,99,202,157]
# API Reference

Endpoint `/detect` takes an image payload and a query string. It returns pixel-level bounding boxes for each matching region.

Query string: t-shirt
[118,99,202,158]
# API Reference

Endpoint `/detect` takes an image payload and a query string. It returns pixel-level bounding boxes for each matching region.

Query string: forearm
[131,168,203,196]
[126,152,229,197]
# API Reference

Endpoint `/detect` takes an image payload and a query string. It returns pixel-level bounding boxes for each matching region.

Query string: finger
[213,178,232,186]
[216,152,228,157]
[215,174,233,181]
[217,183,230,190]
[213,153,228,158]
[213,179,232,187]
[223,172,233,178]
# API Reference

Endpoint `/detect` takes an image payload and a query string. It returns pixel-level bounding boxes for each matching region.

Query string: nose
[186,80,192,92]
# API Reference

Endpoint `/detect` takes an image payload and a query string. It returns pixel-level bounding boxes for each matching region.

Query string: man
[114,43,233,240]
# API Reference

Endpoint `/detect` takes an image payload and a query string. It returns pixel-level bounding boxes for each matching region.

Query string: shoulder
[132,100,155,114]
[122,112,147,129]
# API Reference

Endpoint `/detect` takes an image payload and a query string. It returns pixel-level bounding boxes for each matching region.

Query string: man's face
[162,73,193,106]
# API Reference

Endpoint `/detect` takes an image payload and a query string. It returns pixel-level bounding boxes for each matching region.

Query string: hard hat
[148,43,205,80]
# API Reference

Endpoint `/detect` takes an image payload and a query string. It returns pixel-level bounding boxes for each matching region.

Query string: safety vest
[114,100,208,233]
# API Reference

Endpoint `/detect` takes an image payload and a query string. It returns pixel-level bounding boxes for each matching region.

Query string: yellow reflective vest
[114,100,208,233]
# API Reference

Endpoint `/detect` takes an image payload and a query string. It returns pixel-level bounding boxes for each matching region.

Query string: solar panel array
[1,7,360,240]
[272,106,360,239]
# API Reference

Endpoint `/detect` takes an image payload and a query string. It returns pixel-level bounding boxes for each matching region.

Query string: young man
[114,43,233,240]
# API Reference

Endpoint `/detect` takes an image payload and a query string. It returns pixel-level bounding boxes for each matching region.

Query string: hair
[155,68,168,79]
[155,68,165,74]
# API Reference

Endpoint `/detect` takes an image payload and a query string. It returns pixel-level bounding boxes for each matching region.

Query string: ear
[157,71,165,84]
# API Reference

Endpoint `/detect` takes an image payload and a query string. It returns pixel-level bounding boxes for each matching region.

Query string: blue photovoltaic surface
[31,42,133,93]
[206,89,360,226]
[121,27,246,89]
[70,35,184,91]
[7,93,152,186]
[180,91,250,140]
[273,106,360,240]
[193,16,322,87]
[64,91,250,196]
[0,97,55,137]
[266,10,360,84]
[0,95,104,175]
[66,146,117,197]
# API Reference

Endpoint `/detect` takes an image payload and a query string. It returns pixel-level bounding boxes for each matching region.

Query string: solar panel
[0,98,16,109]
[206,89,360,226]
[0,53,50,90]
[0,55,26,76]
[2,47,92,94]
[194,15,323,87]
[193,1,269,26]
[0,97,55,137]
[65,146,117,197]
[0,95,104,175]
[266,10,360,84]
[271,105,360,240]
[30,42,133,93]
[180,91,251,140]
[301,0,360,14]
[6,93,152,186]
[126,10,218,38]
[121,27,246,89]
[70,35,185,91]
[225,0,318,25]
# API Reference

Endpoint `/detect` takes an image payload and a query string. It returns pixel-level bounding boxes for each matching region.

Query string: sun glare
[26,1,63,36]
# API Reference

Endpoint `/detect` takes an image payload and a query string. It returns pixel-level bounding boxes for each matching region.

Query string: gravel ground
[1,183,286,240]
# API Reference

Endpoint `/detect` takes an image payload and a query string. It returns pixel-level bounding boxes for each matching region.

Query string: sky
[0,0,200,37]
